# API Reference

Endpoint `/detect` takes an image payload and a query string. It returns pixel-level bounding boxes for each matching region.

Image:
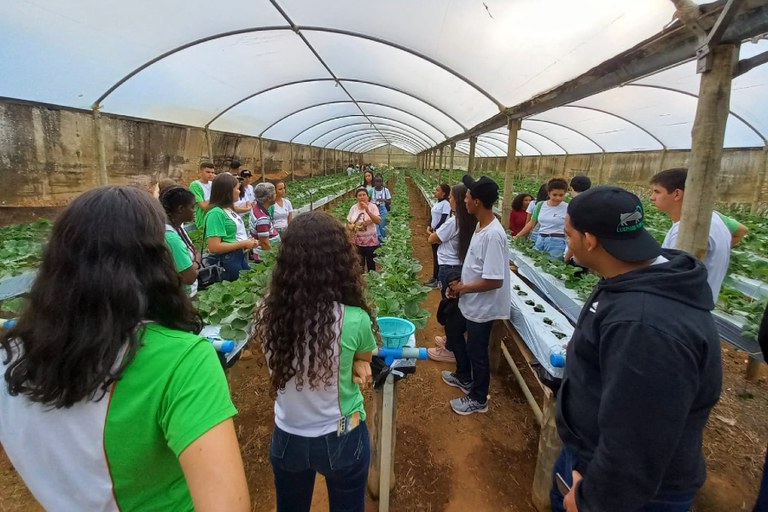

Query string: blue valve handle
[373,347,427,366]
[2,319,17,329]
[550,353,566,368]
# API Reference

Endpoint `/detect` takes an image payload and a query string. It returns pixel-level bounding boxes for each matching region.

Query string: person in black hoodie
[755,304,768,511]
[552,186,722,512]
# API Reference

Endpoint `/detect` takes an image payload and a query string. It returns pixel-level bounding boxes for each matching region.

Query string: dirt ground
[1,177,767,511]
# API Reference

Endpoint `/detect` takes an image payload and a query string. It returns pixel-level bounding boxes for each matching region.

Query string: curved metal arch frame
[332,130,424,152]
[482,132,543,156]
[626,83,766,143]
[291,103,449,142]
[347,141,388,153]
[489,128,568,154]
[561,105,667,150]
[337,133,421,154]
[455,142,492,158]
[311,120,436,149]
[260,100,441,144]
[474,137,508,156]
[338,133,424,154]
[207,77,464,132]
[297,114,437,147]
[523,119,606,153]
[329,127,427,151]
[95,24,501,113]
[303,116,436,148]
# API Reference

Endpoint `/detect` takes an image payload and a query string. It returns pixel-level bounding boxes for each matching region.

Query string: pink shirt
[347,203,380,247]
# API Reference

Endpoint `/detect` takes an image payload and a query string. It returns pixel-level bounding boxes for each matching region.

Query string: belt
[539,233,565,238]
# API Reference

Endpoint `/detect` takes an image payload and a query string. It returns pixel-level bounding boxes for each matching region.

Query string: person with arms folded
[190,162,215,230]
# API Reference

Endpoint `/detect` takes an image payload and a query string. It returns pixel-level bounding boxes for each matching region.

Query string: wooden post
[367,380,399,498]
[92,106,109,186]
[746,357,763,382]
[259,138,266,182]
[596,153,606,185]
[449,143,456,183]
[751,144,768,215]
[676,44,739,260]
[438,147,444,181]
[322,148,327,176]
[289,143,295,182]
[468,136,477,175]
[532,395,561,512]
[387,145,392,167]
[502,119,521,230]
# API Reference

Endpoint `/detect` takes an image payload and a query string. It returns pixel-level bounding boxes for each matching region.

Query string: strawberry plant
[0,219,52,279]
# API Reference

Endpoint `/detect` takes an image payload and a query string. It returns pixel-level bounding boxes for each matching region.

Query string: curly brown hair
[253,210,379,395]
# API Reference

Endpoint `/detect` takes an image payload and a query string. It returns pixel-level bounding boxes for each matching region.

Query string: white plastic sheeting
[1,0,762,155]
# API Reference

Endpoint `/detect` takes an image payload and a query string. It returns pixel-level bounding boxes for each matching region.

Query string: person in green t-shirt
[205,173,257,282]
[189,162,215,229]
[0,185,249,512]
[716,211,749,247]
[253,210,378,512]
[160,186,200,296]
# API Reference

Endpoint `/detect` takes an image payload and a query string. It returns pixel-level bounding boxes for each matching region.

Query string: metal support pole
[449,143,456,183]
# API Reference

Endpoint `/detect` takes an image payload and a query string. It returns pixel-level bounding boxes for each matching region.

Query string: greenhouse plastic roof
[1,0,766,155]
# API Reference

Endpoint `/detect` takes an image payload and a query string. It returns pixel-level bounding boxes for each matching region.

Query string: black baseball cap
[240,169,252,178]
[567,185,661,262]
[462,175,499,205]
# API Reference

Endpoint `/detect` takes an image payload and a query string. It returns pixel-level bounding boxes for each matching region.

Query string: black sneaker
[423,278,439,288]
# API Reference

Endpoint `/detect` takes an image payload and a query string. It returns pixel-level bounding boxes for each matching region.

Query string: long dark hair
[511,193,533,212]
[535,184,549,203]
[362,170,374,186]
[1,186,200,408]
[253,211,379,395]
[209,173,238,209]
[452,184,477,262]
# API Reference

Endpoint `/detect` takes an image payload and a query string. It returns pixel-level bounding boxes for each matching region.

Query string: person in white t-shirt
[515,178,569,259]
[650,168,732,301]
[426,183,478,363]
[271,180,293,238]
[444,175,511,416]
[240,170,255,204]
[425,184,452,288]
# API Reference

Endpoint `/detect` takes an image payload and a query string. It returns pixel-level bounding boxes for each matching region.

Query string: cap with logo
[239,169,253,178]
[567,185,661,262]
[462,175,499,206]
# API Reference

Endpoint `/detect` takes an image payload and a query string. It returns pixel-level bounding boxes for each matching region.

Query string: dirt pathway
[387,177,539,511]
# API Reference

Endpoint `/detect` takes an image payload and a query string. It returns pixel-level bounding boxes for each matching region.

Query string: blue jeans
[535,235,567,260]
[450,319,493,403]
[550,445,696,512]
[755,445,768,511]
[270,422,370,512]
[438,264,463,300]
[376,204,388,241]
[218,249,251,282]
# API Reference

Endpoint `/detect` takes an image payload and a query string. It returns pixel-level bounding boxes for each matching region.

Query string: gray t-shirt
[459,218,511,322]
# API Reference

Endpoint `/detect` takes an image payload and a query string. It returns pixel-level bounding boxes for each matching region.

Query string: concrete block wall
[0,100,360,206]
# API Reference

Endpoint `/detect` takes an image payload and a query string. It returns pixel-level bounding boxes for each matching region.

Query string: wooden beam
[502,119,521,229]
[431,0,768,151]
[438,146,444,181]
[734,50,768,78]
[751,144,768,214]
[259,138,266,182]
[677,44,739,260]
[92,107,109,186]
[704,0,744,47]
[468,136,477,175]
[448,143,456,184]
